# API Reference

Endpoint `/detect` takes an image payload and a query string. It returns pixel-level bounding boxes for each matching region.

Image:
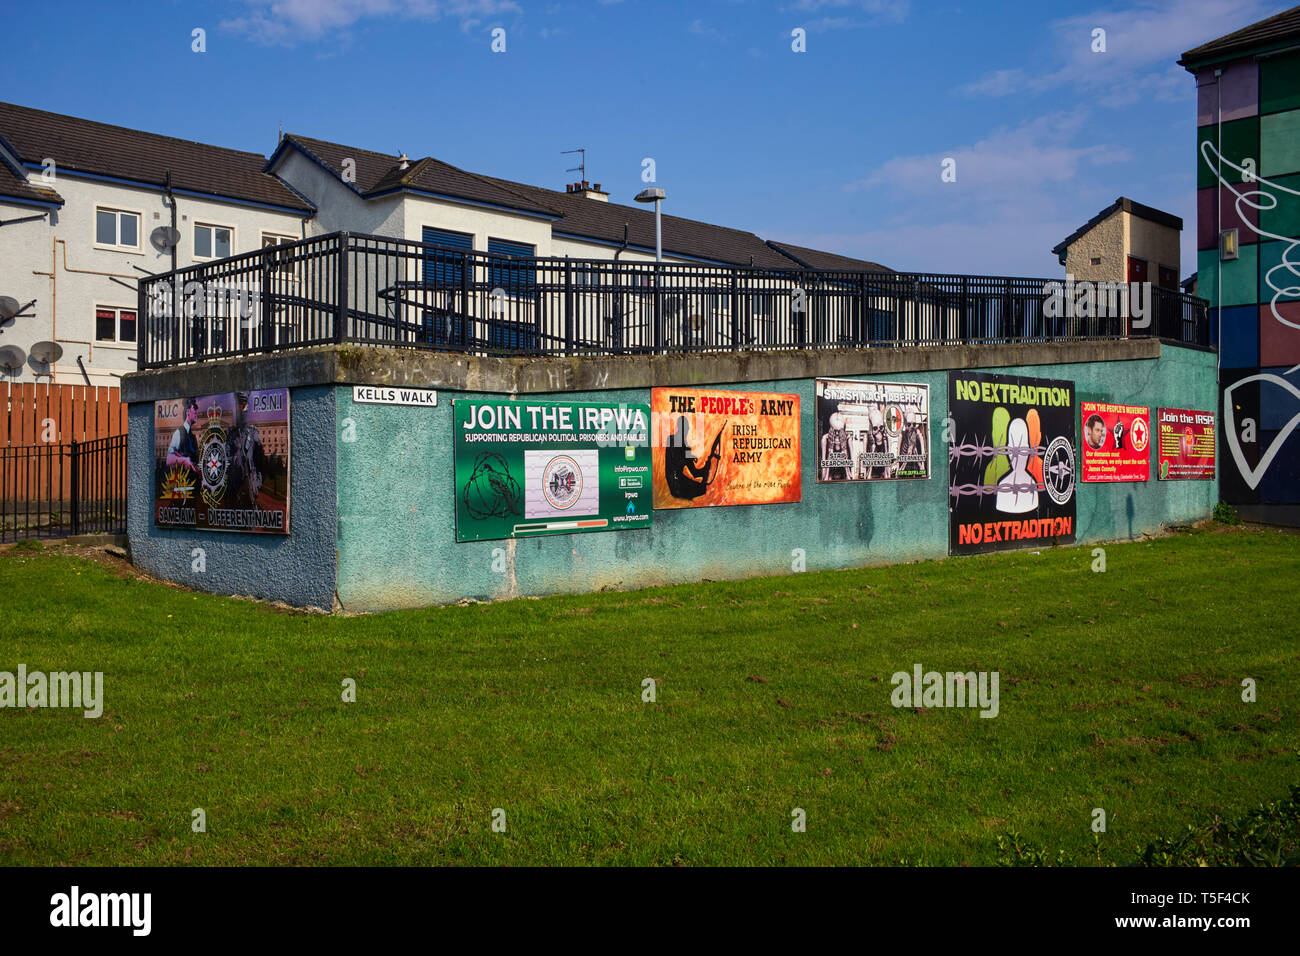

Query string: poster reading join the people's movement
[947,372,1076,555]
[1080,401,1150,482]
[452,399,652,542]
[815,378,929,481]
[154,390,290,533]
[651,388,800,509]
[1157,407,1216,480]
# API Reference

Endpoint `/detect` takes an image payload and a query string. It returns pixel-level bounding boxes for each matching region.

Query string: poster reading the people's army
[1157,407,1216,480]
[1080,401,1150,482]
[154,390,290,533]
[452,399,652,542]
[651,388,800,509]
[947,372,1076,555]
[815,378,929,481]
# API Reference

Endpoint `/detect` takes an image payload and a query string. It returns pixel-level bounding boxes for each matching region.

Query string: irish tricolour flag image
[524,449,600,520]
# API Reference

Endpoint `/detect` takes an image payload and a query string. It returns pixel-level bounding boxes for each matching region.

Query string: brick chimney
[565,180,608,202]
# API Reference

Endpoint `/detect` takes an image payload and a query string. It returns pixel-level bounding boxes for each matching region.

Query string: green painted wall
[334,345,1219,611]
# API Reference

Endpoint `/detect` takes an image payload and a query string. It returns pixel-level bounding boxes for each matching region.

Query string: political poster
[651,388,800,509]
[154,389,290,534]
[815,378,929,481]
[947,372,1076,555]
[453,399,652,541]
[1157,407,1216,480]
[1080,401,1151,482]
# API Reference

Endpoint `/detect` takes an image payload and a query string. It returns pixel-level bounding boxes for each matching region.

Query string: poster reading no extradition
[815,378,929,481]
[154,389,290,534]
[453,399,652,542]
[651,387,801,509]
[1157,407,1216,480]
[1080,401,1150,482]
[948,371,1076,555]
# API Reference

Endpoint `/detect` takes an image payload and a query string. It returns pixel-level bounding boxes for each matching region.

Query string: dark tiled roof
[0,102,312,212]
[281,134,562,217]
[1051,197,1182,257]
[1180,5,1300,68]
[276,134,829,268]
[765,240,892,273]
[0,161,62,206]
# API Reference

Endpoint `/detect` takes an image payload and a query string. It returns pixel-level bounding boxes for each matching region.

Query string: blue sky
[2,0,1288,276]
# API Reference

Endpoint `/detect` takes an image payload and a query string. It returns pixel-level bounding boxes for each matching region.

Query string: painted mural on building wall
[1080,401,1150,483]
[947,372,1076,555]
[814,379,929,481]
[1157,407,1216,480]
[154,389,290,534]
[1195,51,1300,511]
[452,399,652,542]
[651,388,800,509]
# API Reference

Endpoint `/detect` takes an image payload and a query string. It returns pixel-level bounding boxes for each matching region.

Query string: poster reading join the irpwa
[947,371,1076,555]
[453,399,652,542]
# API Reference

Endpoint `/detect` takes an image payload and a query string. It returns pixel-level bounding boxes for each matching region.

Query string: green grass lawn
[1,525,1296,866]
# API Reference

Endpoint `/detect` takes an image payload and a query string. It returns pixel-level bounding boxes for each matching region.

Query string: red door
[1127,256,1147,283]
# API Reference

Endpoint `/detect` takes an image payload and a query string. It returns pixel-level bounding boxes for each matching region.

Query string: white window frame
[93,206,143,252]
[194,221,236,261]
[94,304,138,346]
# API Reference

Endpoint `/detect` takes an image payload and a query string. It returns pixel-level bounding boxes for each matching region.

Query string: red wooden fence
[0,383,128,510]
[1,382,127,446]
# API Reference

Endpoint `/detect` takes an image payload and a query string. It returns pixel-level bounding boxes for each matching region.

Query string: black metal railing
[136,232,1212,369]
[0,435,127,541]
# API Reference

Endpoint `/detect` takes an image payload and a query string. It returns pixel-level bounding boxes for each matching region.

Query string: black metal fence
[136,231,1212,369]
[0,435,127,542]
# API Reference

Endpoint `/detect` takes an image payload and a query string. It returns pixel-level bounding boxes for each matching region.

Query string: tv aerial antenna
[562,147,586,182]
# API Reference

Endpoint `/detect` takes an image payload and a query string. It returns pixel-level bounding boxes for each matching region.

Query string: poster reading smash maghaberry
[154,390,290,534]
[452,399,652,542]
[1080,401,1150,482]
[651,388,800,509]
[815,378,929,481]
[948,372,1076,555]
[1157,407,1216,480]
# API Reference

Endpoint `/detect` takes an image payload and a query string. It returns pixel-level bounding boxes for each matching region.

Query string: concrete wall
[332,343,1219,611]
[127,385,338,610]
[1063,210,1125,283]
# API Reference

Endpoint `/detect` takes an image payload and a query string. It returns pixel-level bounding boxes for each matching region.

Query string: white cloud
[848,111,1131,199]
[959,0,1282,103]
[788,0,910,24]
[222,0,521,44]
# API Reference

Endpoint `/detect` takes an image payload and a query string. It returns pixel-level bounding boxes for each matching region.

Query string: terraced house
[0,101,896,388]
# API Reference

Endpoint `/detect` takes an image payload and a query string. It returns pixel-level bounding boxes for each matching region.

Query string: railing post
[68,440,79,537]
[564,257,574,355]
[261,250,275,353]
[730,271,740,351]
[334,232,349,345]
[460,249,470,349]
[653,265,664,354]
[137,278,148,370]
[858,274,868,345]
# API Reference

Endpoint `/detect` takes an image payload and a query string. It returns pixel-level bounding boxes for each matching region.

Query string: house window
[262,233,296,274]
[487,237,536,290]
[95,307,136,343]
[195,223,233,260]
[422,227,472,287]
[95,208,140,249]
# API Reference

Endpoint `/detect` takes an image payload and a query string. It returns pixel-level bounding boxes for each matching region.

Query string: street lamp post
[634,187,666,262]
[635,187,667,351]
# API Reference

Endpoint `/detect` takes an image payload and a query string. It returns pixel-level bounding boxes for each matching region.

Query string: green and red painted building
[1182,6,1300,524]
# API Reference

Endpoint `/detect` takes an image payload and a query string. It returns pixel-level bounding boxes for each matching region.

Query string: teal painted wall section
[335,345,1219,610]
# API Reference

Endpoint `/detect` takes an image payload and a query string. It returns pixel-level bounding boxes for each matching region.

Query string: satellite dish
[0,296,20,320]
[0,345,26,371]
[29,341,63,364]
[150,226,181,253]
